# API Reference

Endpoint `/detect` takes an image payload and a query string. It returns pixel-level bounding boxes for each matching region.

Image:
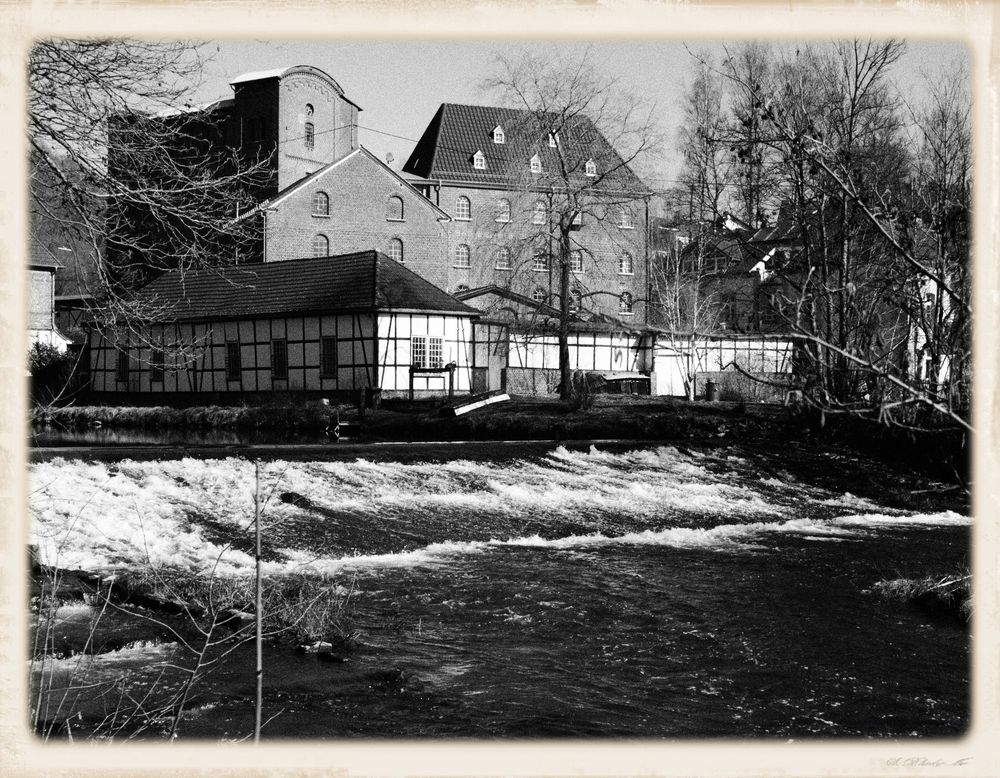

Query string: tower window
[304,122,315,150]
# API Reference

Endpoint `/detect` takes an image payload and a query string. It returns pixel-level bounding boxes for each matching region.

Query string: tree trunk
[558,228,572,401]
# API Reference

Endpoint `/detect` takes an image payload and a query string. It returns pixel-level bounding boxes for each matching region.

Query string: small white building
[89,250,480,399]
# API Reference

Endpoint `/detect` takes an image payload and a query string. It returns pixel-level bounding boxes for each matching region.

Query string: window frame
[312,190,330,217]
[428,337,444,369]
[455,196,471,221]
[454,244,471,269]
[386,195,405,222]
[271,338,288,381]
[532,251,549,272]
[388,237,404,264]
[619,252,634,276]
[532,288,548,305]
[312,233,330,257]
[495,247,512,271]
[225,341,242,382]
[532,200,547,226]
[320,336,338,379]
[570,250,584,273]
[150,345,165,383]
[304,121,315,150]
[411,335,427,368]
[495,198,511,223]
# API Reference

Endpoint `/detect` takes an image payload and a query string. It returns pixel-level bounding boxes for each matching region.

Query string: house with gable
[403,103,652,322]
[237,147,453,289]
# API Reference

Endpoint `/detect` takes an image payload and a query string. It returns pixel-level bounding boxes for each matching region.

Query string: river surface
[30,441,969,739]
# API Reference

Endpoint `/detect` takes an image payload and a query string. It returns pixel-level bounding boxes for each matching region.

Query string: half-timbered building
[89,250,480,399]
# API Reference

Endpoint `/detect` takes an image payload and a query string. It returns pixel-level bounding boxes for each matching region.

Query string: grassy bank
[868,572,971,626]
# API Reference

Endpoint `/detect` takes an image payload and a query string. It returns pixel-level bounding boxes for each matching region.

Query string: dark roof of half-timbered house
[135,250,479,322]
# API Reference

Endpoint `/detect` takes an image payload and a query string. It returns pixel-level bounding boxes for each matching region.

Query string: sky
[187,39,968,193]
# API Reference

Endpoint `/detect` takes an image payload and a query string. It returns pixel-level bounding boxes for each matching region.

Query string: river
[30,441,969,739]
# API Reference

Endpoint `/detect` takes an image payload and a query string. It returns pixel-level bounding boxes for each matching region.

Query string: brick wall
[264,152,450,288]
[437,183,648,321]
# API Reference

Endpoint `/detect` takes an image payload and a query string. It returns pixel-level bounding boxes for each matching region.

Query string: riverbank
[33,395,968,482]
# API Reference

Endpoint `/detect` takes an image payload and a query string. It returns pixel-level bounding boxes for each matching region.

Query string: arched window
[304,122,315,150]
[569,288,583,313]
[585,158,597,177]
[454,244,471,268]
[386,195,404,221]
[619,291,634,315]
[570,250,584,273]
[495,247,512,271]
[455,196,471,220]
[312,191,329,217]
[388,238,404,263]
[495,198,511,223]
[619,252,634,275]
[532,288,548,305]
[532,249,548,272]
[312,233,329,257]
[532,200,547,226]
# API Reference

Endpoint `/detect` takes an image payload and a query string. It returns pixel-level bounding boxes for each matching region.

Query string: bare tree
[483,46,661,400]
[29,40,271,350]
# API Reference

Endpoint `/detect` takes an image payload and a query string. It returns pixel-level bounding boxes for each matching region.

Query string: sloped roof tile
[134,251,479,323]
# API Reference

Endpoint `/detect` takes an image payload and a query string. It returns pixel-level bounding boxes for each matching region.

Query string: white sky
[188,40,968,192]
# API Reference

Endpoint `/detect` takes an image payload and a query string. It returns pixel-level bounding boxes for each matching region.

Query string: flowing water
[31,442,969,739]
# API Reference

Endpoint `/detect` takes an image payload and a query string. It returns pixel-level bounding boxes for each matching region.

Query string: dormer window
[492,125,505,144]
[530,154,542,174]
[548,132,559,148]
[585,158,597,177]
[473,150,486,170]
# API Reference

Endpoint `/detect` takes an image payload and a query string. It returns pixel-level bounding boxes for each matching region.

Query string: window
[116,348,129,383]
[572,211,583,227]
[548,132,559,148]
[532,250,549,271]
[312,191,330,217]
[304,122,315,150]
[454,244,471,268]
[473,150,486,170]
[532,288,548,305]
[386,195,404,221]
[388,238,404,263]
[312,234,329,257]
[570,250,584,273]
[493,125,505,144]
[619,252,634,275]
[532,200,547,225]
[321,337,337,378]
[305,103,314,117]
[619,292,634,315]
[530,154,542,174]
[569,288,583,313]
[150,345,164,383]
[619,208,634,229]
[428,337,444,368]
[585,158,597,177]
[495,247,512,271]
[411,336,426,368]
[271,339,288,380]
[225,342,241,382]
[455,196,471,220]
[495,198,511,223]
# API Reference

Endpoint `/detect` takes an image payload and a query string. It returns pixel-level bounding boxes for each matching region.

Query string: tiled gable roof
[403,103,647,192]
[134,251,479,323]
